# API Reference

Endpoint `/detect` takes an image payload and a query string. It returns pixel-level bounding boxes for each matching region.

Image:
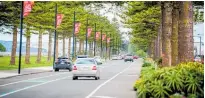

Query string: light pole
[18,1,24,74]
[94,23,96,56]
[53,4,57,69]
[85,17,88,55]
[72,11,76,60]
[100,29,103,57]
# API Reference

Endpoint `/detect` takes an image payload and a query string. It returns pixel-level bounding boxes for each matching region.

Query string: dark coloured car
[54,57,73,72]
[124,54,134,62]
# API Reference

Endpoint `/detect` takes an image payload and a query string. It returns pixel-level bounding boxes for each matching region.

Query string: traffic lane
[1,60,131,98]
[0,60,112,85]
[0,70,70,85]
[0,72,72,97]
[90,59,143,98]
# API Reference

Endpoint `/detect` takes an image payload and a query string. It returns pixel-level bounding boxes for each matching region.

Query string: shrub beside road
[0,56,53,70]
[134,58,204,98]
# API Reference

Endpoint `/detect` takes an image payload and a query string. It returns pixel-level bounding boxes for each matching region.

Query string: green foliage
[122,2,160,51]
[136,49,147,57]
[134,62,204,98]
[0,43,6,52]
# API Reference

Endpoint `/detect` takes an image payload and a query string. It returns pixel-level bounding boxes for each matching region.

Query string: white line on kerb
[0,72,68,87]
[85,62,134,98]
[0,76,71,98]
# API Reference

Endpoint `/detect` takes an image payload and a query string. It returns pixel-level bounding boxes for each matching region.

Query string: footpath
[0,66,53,79]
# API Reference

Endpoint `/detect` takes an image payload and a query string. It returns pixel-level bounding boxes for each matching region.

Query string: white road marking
[0,76,71,97]
[0,72,68,87]
[85,62,134,98]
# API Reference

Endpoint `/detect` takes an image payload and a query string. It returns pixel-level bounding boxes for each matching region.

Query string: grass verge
[0,56,53,70]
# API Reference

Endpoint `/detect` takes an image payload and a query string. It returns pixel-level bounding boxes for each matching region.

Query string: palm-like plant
[164,69,184,92]
[149,79,171,98]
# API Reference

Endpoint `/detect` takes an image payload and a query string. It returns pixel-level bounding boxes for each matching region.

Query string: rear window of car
[75,59,95,64]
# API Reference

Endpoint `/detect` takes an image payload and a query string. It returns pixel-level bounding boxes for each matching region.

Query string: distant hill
[0,40,47,53]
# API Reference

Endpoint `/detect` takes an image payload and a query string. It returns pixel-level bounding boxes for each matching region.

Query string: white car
[72,58,101,80]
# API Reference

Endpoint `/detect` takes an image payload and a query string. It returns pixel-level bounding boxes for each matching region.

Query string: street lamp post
[53,4,57,69]
[18,1,24,74]
[105,32,108,60]
[94,23,96,56]
[72,11,76,60]
[100,29,103,57]
[85,17,88,55]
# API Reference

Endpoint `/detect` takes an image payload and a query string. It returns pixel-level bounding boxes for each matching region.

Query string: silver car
[72,58,101,80]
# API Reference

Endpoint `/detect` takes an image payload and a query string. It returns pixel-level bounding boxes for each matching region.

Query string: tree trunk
[36,32,43,63]
[154,38,158,60]
[178,1,194,63]
[62,36,65,57]
[25,32,30,64]
[55,34,59,59]
[150,41,154,59]
[68,37,71,57]
[162,2,172,67]
[10,26,17,65]
[172,2,179,66]
[47,31,52,62]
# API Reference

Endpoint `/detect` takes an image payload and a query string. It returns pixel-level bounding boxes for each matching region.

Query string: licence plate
[61,62,64,64]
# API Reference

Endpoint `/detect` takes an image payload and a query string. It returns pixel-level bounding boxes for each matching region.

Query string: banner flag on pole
[107,37,110,43]
[87,27,92,37]
[96,32,100,40]
[102,34,106,41]
[56,14,64,28]
[23,1,34,17]
[75,22,81,34]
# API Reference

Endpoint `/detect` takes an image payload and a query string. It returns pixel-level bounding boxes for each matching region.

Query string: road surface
[0,59,142,98]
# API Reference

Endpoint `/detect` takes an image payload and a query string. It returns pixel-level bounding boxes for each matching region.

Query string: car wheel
[55,68,59,72]
[73,76,77,80]
[95,77,98,80]
[68,68,72,72]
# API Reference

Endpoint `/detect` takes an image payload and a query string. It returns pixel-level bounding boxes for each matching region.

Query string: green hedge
[134,62,204,98]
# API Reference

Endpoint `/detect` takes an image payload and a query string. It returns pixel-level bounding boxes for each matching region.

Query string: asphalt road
[0,59,143,98]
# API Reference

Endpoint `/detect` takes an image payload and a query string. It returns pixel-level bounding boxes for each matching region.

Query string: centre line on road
[0,72,68,87]
[85,62,134,98]
[0,76,71,98]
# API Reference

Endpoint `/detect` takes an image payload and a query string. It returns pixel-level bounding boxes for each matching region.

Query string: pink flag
[96,32,100,40]
[75,22,81,35]
[87,27,92,37]
[23,1,34,17]
[56,14,64,28]
[102,34,106,41]
[107,37,110,43]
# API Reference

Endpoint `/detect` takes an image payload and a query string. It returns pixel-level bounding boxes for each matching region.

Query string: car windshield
[75,59,95,64]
